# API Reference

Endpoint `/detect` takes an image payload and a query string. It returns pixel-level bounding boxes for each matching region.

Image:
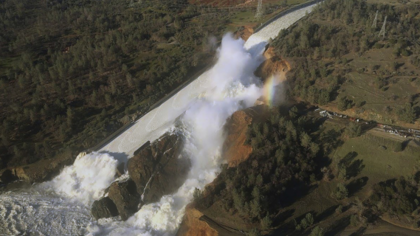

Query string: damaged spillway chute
[0,3,319,235]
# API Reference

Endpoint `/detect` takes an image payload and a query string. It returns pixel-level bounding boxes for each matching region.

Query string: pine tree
[66,107,73,127]
[260,213,272,230]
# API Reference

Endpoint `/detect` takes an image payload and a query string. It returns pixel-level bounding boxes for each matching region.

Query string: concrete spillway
[99,3,317,157]
[0,3,319,235]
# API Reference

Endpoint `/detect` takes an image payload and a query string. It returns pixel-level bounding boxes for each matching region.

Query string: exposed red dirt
[177,204,218,236]
[222,110,254,167]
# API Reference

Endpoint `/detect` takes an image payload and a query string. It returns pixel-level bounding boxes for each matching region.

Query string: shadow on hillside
[402,139,412,151]
[347,176,368,197]
[320,127,345,155]
[339,151,358,167]
[270,210,317,236]
[273,209,295,226]
[316,205,338,223]
[346,159,365,179]
[280,184,319,208]
[349,226,367,236]
[325,215,351,236]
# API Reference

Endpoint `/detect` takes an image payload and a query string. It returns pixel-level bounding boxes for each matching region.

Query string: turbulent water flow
[86,33,265,236]
[0,4,317,235]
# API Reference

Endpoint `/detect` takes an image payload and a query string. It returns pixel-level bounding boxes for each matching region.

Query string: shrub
[337,96,353,111]
[346,122,362,138]
[332,183,348,200]
[350,214,360,227]
[394,142,403,152]
[247,228,261,236]
[335,205,343,214]
[310,226,325,236]
[260,213,272,230]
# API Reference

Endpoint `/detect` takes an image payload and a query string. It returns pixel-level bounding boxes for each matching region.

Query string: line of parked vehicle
[315,108,420,139]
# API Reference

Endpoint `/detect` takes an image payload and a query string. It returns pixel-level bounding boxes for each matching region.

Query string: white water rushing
[0,4,317,235]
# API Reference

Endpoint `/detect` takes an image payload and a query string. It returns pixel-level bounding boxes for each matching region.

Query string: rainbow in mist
[263,74,279,107]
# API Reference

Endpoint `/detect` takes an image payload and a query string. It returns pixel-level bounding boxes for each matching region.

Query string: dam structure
[99,3,318,157]
[0,2,319,235]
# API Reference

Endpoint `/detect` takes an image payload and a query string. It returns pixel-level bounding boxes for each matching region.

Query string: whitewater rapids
[0,3,317,235]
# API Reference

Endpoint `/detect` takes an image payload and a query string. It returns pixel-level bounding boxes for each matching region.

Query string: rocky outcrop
[91,197,119,220]
[0,169,17,184]
[255,47,290,83]
[108,179,140,220]
[235,25,254,41]
[128,134,190,204]
[92,133,190,220]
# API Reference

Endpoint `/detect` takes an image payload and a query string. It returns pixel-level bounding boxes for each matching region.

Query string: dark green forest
[0,0,231,169]
[193,106,336,234]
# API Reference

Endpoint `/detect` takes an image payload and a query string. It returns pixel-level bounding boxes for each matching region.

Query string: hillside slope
[272,0,420,128]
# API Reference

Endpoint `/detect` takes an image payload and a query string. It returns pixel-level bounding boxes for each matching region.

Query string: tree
[300,132,311,148]
[289,106,298,118]
[399,103,416,123]
[350,214,360,227]
[296,213,314,230]
[250,198,261,218]
[260,213,272,230]
[332,183,348,200]
[310,226,324,236]
[338,96,352,111]
[346,122,362,138]
[232,189,245,212]
[247,228,261,236]
[174,16,183,29]
[394,142,403,152]
[305,213,314,226]
[13,145,22,158]
[310,142,320,155]
[1,132,9,146]
[0,79,6,92]
[66,107,73,127]
[318,89,330,105]
[335,205,343,214]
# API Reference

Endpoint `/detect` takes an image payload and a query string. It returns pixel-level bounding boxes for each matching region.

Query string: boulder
[108,178,140,221]
[91,133,191,221]
[255,47,290,84]
[0,169,18,184]
[142,150,191,203]
[91,197,119,220]
[128,134,190,204]
[128,141,153,194]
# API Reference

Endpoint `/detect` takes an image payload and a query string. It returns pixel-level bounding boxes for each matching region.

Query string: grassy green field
[333,134,419,184]
[331,47,420,125]
[268,119,420,234]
